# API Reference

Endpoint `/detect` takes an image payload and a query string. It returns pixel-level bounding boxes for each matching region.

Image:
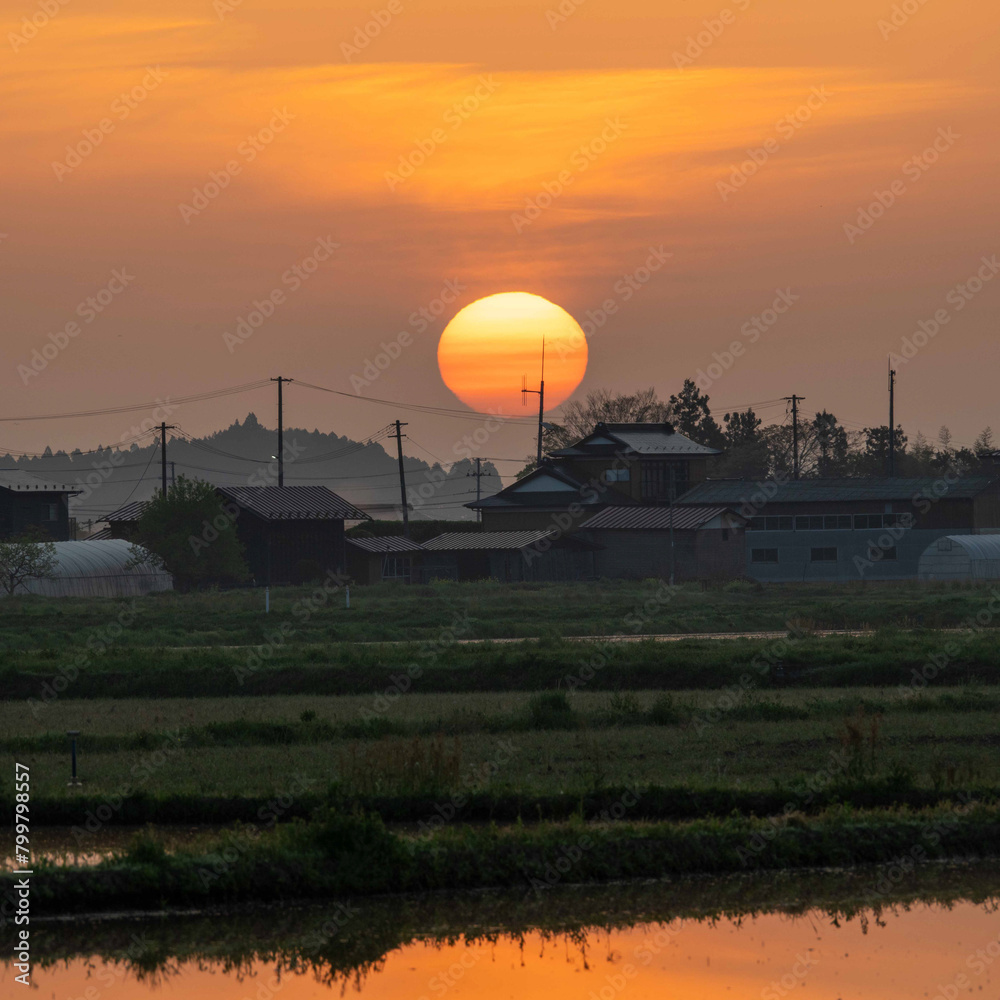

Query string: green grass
[6,799,1000,914]
[4,686,998,801]
[7,627,1000,702]
[1,577,999,650]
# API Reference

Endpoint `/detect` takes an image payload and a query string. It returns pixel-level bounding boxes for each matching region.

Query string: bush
[527,691,577,729]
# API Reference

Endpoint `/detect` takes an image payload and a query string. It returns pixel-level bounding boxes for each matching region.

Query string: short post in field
[67,730,82,787]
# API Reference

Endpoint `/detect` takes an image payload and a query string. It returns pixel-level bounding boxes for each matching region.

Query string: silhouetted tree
[666,379,725,449]
[129,477,249,591]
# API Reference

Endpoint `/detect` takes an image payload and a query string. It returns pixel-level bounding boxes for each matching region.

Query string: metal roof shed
[12,539,172,597]
[918,534,1000,580]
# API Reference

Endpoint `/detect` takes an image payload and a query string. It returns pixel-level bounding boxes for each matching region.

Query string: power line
[0,380,271,423]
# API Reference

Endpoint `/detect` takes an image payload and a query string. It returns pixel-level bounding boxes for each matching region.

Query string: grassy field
[6,687,999,799]
[3,579,999,909]
[2,577,999,649]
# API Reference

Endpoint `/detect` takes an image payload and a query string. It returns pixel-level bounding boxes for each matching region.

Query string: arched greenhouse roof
[14,539,173,598]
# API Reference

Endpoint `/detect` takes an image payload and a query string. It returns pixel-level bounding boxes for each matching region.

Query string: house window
[46,504,59,521]
[751,548,779,563]
[640,461,687,501]
[605,468,630,482]
[381,555,412,583]
[882,546,897,560]
[810,547,837,562]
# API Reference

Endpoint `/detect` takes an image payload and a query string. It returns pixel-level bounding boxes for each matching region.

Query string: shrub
[527,691,577,729]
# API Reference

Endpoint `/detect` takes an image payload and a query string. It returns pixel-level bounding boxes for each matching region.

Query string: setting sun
[436,292,588,413]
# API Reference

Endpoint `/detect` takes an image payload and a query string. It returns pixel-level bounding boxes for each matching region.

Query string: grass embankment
[13,863,1000,982]
[1,578,998,650]
[8,628,1000,700]
[5,800,999,915]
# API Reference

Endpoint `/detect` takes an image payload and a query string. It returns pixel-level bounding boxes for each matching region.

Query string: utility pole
[520,337,546,467]
[668,463,676,586]
[270,377,293,486]
[395,419,410,538]
[467,457,484,522]
[888,363,896,477]
[784,395,804,480]
[158,422,177,497]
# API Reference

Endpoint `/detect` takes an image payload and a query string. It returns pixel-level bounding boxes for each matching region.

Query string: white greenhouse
[917,534,1000,581]
[12,539,173,597]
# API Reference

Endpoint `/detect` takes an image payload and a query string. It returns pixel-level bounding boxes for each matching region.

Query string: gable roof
[550,422,722,458]
[0,469,81,494]
[677,476,998,506]
[346,535,425,553]
[467,461,636,510]
[217,486,369,520]
[104,487,370,523]
[422,529,601,551]
[103,500,148,522]
[580,504,745,531]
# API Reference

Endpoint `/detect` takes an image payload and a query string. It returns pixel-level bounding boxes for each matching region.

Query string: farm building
[467,422,720,532]
[104,485,370,585]
[0,470,80,541]
[676,476,1000,581]
[579,505,748,580]
[346,535,425,584]
[918,534,1000,580]
[420,530,599,582]
[10,539,172,597]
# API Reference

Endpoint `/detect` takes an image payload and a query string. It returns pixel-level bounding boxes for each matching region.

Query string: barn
[0,470,80,541]
[104,486,370,585]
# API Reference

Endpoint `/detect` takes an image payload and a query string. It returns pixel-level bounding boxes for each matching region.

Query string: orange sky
[1,0,998,460]
[6,903,1000,998]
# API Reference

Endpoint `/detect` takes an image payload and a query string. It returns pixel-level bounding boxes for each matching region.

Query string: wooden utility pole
[521,337,546,466]
[467,457,484,522]
[395,419,410,538]
[888,363,896,477]
[159,422,177,497]
[785,395,804,480]
[271,376,293,486]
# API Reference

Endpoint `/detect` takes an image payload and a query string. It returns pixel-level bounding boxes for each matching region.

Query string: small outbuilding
[918,534,1000,581]
[346,535,425,584]
[420,529,599,582]
[579,504,748,580]
[11,539,172,597]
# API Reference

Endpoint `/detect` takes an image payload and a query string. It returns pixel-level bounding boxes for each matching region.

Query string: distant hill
[0,413,501,532]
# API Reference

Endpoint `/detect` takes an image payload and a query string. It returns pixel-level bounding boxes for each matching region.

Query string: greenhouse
[917,534,1000,581]
[13,539,173,598]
